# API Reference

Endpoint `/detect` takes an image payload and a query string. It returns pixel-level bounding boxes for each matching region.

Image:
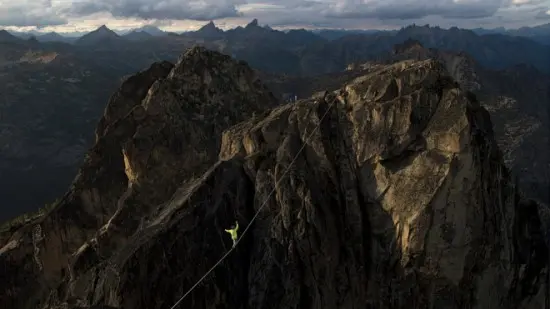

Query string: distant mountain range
[4,25,169,43]
[123,30,153,41]
[1,20,550,221]
[2,20,550,77]
[75,25,122,46]
[3,21,550,45]
[6,30,80,43]
[128,25,167,36]
[472,23,550,45]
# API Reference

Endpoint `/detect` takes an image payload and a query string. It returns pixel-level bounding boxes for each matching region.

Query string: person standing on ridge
[225,221,239,248]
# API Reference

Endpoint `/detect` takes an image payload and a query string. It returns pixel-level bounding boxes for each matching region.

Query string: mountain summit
[368,41,550,203]
[75,25,120,46]
[1,48,549,309]
[201,20,217,31]
[188,21,224,39]
[94,25,115,35]
[0,47,280,308]
[246,18,260,28]
[0,30,21,43]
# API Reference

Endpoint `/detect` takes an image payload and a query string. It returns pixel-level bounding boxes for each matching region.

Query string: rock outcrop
[350,40,550,204]
[1,49,548,309]
[4,27,550,222]
[0,46,279,309]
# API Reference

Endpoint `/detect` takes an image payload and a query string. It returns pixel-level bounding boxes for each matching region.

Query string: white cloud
[535,8,550,18]
[1,0,550,31]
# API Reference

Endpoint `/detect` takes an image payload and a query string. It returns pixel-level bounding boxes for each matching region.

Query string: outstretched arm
[235,221,239,231]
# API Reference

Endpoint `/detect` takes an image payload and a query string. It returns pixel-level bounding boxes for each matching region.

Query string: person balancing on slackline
[225,221,239,248]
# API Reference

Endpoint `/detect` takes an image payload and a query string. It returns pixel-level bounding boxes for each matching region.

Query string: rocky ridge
[3,25,550,221]
[0,47,279,308]
[1,48,549,309]
[348,39,550,203]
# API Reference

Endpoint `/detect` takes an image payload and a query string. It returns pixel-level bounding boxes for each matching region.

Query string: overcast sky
[1,0,549,33]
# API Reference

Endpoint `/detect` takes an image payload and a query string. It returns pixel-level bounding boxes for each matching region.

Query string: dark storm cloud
[0,0,67,27]
[66,0,246,21]
[234,0,550,29]
[0,0,549,29]
[323,0,506,20]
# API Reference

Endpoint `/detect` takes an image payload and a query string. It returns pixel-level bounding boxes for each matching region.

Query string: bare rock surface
[0,47,279,309]
[1,48,548,309]
[351,39,550,203]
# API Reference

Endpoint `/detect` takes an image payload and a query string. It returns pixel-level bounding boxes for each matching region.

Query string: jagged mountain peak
[95,24,112,33]
[193,20,223,37]
[76,24,121,45]
[89,25,117,36]
[201,20,216,29]
[169,45,246,76]
[246,18,259,28]
[1,48,549,309]
[0,47,281,309]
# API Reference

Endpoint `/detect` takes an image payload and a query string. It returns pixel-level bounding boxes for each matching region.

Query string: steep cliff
[0,46,279,309]
[1,49,548,309]
[349,40,550,204]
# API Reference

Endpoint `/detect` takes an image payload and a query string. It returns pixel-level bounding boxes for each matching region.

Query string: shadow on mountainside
[1,48,549,309]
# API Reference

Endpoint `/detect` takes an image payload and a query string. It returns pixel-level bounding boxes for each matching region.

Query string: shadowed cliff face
[0,46,279,309]
[1,50,549,309]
